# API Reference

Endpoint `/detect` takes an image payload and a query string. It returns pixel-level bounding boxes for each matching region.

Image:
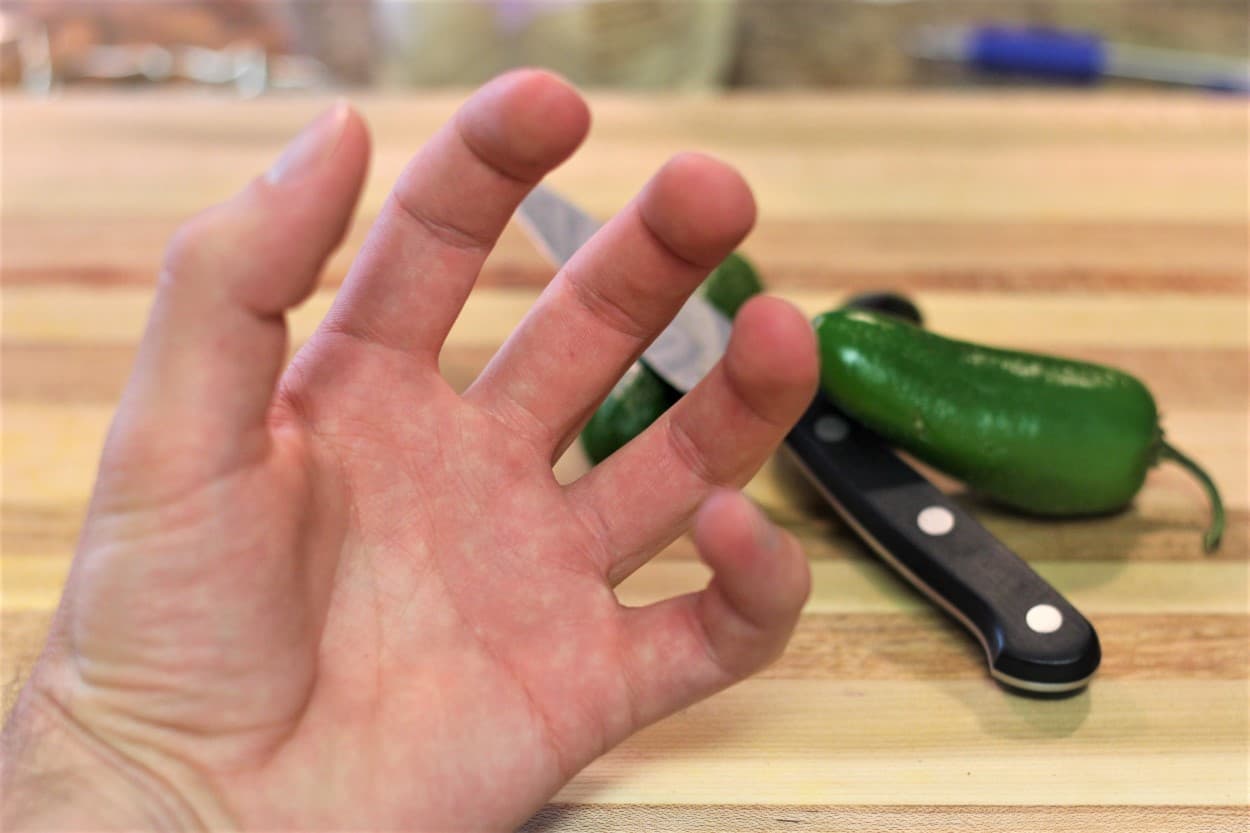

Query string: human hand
[0,70,818,831]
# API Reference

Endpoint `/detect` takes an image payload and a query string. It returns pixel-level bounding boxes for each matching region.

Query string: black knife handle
[785,392,1100,694]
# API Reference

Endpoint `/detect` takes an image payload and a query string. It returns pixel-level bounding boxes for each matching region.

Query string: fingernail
[266,101,349,185]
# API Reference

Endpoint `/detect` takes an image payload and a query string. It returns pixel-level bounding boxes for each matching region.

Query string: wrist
[2,683,204,832]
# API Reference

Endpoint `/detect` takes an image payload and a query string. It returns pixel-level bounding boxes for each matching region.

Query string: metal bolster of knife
[785,392,1101,694]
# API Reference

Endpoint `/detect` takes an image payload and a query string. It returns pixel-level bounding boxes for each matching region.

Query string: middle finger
[464,153,756,457]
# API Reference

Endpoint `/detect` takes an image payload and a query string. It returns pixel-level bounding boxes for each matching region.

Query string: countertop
[2,91,1247,831]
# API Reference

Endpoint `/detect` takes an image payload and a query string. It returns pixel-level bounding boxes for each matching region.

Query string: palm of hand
[259,345,636,825]
[17,71,816,832]
[78,346,641,829]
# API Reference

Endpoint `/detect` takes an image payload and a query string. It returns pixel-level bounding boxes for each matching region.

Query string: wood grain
[4,555,1246,617]
[520,804,1250,833]
[6,287,1247,349]
[543,680,1247,805]
[1,92,1246,828]
[13,344,1245,405]
[5,219,1247,292]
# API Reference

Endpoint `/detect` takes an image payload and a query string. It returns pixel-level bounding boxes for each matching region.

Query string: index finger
[314,69,591,360]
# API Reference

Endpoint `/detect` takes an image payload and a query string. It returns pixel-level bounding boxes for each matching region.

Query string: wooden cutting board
[2,91,1247,831]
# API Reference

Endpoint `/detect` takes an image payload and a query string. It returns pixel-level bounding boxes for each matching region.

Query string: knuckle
[664,417,725,489]
[695,605,780,682]
[390,191,494,254]
[731,620,790,677]
[565,269,653,342]
[754,635,790,672]
[161,208,225,278]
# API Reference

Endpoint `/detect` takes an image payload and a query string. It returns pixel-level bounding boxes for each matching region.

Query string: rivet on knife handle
[786,392,1102,695]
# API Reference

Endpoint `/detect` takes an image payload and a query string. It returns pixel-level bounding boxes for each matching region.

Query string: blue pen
[911,25,1250,93]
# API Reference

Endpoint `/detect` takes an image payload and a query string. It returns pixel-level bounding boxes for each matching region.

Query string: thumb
[105,102,370,487]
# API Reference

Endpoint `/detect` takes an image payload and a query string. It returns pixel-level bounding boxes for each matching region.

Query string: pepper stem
[1158,440,1225,553]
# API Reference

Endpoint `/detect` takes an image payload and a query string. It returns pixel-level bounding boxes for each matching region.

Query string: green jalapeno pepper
[814,308,1225,552]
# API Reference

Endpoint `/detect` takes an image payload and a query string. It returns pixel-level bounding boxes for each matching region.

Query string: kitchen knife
[516,185,1100,694]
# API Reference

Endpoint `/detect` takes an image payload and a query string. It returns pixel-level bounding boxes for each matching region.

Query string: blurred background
[2,0,1247,95]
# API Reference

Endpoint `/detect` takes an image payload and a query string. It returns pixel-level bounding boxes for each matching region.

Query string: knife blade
[516,185,1100,694]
